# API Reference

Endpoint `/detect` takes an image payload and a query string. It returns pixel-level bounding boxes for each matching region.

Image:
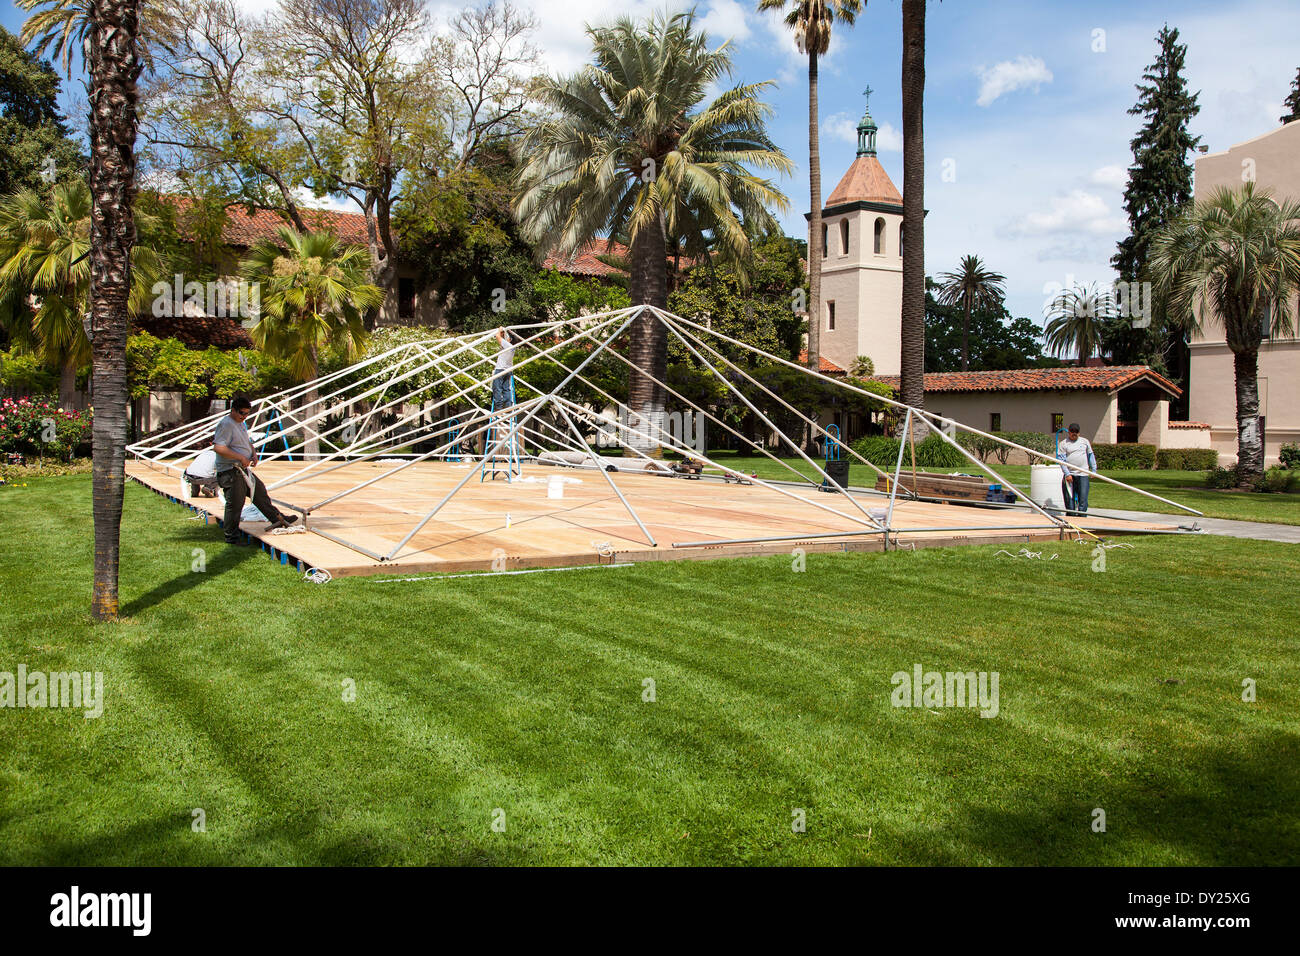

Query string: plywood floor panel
[127,458,1184,576]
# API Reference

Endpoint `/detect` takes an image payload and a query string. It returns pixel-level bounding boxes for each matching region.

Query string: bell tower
[812,86,904,376]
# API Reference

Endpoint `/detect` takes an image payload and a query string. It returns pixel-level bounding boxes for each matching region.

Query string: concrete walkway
[1087,508,1300,544]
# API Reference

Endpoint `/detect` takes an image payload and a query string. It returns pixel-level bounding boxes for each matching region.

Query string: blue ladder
[480,376,520,482]
[825,423,842,463]
[265,406,294,461]
[447,416,462,463]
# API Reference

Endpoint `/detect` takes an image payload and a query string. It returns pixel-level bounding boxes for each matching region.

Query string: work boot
[271,514,300,529]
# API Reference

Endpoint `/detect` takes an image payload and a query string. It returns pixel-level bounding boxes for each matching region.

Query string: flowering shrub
[0,397,93,461]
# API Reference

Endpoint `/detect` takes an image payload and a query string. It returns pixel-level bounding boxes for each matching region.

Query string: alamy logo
[50,886,151,936]
[596,407,704,453]
[890,664,1000,718]
[152,275,261,321]
[0,665,103,718]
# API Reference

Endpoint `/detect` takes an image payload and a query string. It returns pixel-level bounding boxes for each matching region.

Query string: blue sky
[6,0,1299,325]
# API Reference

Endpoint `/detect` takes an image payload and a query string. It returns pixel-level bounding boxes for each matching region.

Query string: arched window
[840,219,850,255]
[874,217,885,255]
[822,224,828,258]
[898,222,905,257]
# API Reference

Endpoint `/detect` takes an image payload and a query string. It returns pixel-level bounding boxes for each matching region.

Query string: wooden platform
[126,458,1183,577]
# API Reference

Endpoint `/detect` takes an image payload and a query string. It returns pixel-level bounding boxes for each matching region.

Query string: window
[840,219,850,255]
[874,217,886,254]
[898,223,904,257]
[990,413,1002,433]
[1051,412,1064,432]
[398,277,416,319]
[827,300,836,331]
[822,224,829,258]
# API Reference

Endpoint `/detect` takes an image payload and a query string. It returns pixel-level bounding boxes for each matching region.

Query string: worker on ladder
[492,327,516,410]
[481,327,521,481]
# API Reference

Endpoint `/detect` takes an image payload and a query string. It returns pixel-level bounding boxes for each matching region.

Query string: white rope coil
[303,567,332,584]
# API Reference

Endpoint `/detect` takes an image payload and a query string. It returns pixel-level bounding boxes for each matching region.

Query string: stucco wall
[818,208,903,376]
[926,391,1116,445]
[1190,122,1300,465]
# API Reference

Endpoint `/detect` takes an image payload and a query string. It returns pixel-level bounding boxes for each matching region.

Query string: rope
[270,524,307,535]
[995,548,1058,560]
[591,540,614,557]
[303,567,332,584]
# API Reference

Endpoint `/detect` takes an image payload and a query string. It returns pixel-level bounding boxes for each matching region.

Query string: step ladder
[480,376,521,482]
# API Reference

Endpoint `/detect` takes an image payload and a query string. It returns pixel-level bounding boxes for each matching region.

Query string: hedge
[1155,447,1219,471]
[1092,442,1157,469]
[850,433,968,469]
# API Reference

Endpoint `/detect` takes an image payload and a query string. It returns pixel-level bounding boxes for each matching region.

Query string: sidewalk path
[1087,509,1300,544]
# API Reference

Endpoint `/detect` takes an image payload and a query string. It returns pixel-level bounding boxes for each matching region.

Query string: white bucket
[547,475,565,499]
[1029,464,1065,510]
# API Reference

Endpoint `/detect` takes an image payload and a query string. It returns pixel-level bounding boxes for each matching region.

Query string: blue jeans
[1061,475,1090,514]
[491,373,513,409]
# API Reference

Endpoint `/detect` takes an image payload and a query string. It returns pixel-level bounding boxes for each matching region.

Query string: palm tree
[0,182,163,410]
[758,0,861,374]
[1148,183,1300,483]
[935,254,1006,371]
[19,0,145,621]
[899,0,926,427]
[1040,280,1112,366]
[240,226,383,457]
[1043,282,1117,365]
[513,10,791,452]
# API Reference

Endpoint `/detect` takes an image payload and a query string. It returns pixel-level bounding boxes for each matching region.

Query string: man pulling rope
[212,394,299,545]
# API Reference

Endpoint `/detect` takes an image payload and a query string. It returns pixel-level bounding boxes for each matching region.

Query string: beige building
[873,366,1205,450]
[810,95,904,376]
[1190,121,1300,465]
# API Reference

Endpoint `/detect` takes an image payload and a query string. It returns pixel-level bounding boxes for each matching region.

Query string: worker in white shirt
[1057,422,1098,515]
[492,327,516,411]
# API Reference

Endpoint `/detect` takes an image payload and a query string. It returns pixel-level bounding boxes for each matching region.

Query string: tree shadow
[121,527,262,618]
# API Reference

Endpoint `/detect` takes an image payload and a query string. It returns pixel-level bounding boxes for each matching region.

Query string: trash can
[821,459,850,492]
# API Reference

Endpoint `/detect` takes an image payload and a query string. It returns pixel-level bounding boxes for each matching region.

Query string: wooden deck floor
[126,457,1182,576]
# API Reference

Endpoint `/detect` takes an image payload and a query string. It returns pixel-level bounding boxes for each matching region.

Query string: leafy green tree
[0,182,164,409]
[1147,183,1300,484]
[757,0,861,371]
[513,10,791,452]
[0,27,84,195]
[934,255,1006,371]
[925,278,1046,371]
[1280,67,1300,124]
[1113,25,1200,407]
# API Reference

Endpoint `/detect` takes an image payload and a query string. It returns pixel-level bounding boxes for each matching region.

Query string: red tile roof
[541,239,697,277]
[132,314,254,350]
[168,196,370,248]
[872,366,1182,397]
[826,155,903,207]
[797,351,847,374]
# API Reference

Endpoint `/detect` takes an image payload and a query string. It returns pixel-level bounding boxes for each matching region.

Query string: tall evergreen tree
[1281,67,1300,124]
[1112,24,1200,415]
[0,27,83,195]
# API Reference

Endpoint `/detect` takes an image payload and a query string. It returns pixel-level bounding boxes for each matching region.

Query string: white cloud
[976,55,1053,107]
[699,0,753,45]
[1088,164,1128,189]
[294,188,360,215]
[1003,189,1126,238]
[825,112,903,152]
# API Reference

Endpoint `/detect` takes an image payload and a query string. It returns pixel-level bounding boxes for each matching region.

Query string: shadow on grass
[928,729,1300,865]
[122,528,261,619]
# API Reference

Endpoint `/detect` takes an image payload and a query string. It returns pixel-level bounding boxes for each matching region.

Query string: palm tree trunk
[807,50,822,373]
[1232,347,1264,484]
[899,0,927,436]
[961,299,971,371]
[303,344,321,460]
[627,209,669,455]
[87,0,142,622]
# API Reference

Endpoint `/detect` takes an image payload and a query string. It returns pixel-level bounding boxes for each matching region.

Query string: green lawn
[701,450,1300,525]
[1,473,1297,865]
